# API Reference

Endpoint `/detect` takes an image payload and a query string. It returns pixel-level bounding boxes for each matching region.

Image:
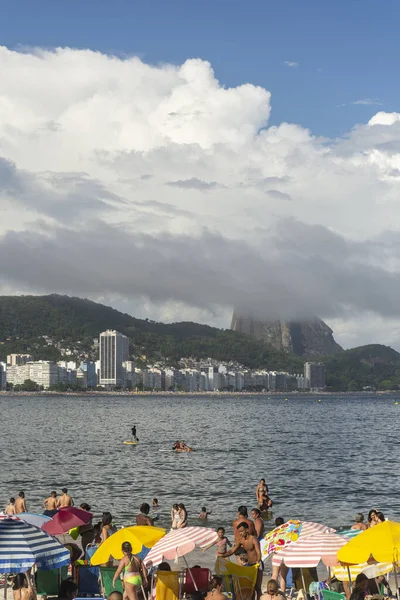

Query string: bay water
[0,393,398,538]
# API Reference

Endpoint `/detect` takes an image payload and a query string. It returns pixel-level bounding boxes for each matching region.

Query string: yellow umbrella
[337,521,400,564]
[332,561,392,582]
[90,526,166,565]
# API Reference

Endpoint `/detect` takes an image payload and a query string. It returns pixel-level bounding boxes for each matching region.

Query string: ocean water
[0,393,399,538]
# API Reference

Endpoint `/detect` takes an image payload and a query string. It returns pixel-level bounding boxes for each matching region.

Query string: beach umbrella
[144,527,218,567]
[90,526,166,565]
[271,532,348,568]
[332,561,392,582]
[42,506,93,535]
[145,527,219,592]
[337,521,400,599]
[262,520,335,561]
[16,513,52,528]
[0,517,70,573]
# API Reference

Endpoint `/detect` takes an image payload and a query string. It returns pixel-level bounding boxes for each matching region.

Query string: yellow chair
[215,558,258,600]
[154,570,180,600]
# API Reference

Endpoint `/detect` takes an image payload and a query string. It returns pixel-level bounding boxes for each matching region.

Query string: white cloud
[352,98,382,106]
[284,61,298,68]
[1,46,400,348]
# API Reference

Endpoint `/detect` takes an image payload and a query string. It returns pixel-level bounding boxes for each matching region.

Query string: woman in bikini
[113,542,148,600]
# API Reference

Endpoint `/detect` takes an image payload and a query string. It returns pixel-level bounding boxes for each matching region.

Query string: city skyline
[1,1,400,351]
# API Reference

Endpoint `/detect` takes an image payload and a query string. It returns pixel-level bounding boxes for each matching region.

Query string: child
[202,527,232,556]
[198,506,212,520]
[238,553,249,566]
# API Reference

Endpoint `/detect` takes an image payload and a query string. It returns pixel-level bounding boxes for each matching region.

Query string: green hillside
[325,344,400,391]
[1,294,400,391]
[0,294,303,371]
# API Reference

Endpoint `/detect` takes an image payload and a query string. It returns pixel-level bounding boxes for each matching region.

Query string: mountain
[0,294,303,371]
[324,344,400,391]
[231,313,342,357]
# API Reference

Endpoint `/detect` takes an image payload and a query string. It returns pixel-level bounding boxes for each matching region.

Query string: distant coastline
[0,390,398,397]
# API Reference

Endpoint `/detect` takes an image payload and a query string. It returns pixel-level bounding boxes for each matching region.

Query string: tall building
[304,362,326,390]
[0,362,6,390]
[99,330,129,388]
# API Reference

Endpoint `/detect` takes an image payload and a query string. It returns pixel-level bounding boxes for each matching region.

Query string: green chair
[322,590,345,600]
[99,567,123,597]
[36,567,69,597]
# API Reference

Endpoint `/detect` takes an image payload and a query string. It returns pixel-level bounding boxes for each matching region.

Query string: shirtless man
[58,488,74,507]
[251,508,265,539]
[233,506,257,542]
[43,491,58,511]
[220,521,263,599]
[15,491,27,514]
[136,502,154,526]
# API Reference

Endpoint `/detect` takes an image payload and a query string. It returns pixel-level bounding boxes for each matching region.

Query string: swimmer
[112,541,148,600]
[58,488,74,508]
[136,503,154,526]
[15,491,27,514]
[4,497,16,515]
[198,506,212,520]
[43,491,58,511]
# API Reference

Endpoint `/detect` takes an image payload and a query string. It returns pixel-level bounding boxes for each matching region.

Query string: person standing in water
[43,491,58,511]
[58,488,73,507]
[15,491,27,514]
[4,498,16,515]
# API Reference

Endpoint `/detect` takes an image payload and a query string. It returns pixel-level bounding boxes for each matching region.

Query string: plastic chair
[321,590,345,600]
[184,567,210,594]
[99,567,124,597]
[153,570,180,600]
[222,561,258,600]
[36,567,69,597]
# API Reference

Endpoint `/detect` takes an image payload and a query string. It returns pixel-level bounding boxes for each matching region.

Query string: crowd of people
[2,478,393,600]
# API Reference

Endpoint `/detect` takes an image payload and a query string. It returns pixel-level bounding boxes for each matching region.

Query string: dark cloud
[267,189,292,201]
[1,218,400,323]
[167,178,221,190]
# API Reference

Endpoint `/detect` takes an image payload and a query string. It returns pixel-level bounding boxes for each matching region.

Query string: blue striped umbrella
[0,517,70,573]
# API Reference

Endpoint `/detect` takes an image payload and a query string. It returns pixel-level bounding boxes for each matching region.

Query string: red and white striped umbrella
[272,533,348,568]
[144,527,218,567]
[263,520,336,561]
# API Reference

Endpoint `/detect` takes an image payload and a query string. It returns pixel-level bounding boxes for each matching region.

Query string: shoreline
[0,390,399,397]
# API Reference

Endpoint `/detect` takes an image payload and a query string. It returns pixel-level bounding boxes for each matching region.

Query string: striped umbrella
[332,561,392,582]
[15,513,52,529]
[262,520,336,561]
[271,532,348,568]
[144,526,218,567]
[0,517,70,573]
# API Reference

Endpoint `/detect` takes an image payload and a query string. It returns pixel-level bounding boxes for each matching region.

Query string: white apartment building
[0,362,6,390]
[7,354,33,366]
[7,361,59,389]
[99,330,129,388]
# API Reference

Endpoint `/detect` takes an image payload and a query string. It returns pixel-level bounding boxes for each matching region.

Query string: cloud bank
[1,46,400,348]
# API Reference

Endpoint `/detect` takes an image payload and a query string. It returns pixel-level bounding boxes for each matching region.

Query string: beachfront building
[0,362,6,390]
[6,353,33,366]
[99,330,129,388]
[304,361,326,390]
[7,360,59,389]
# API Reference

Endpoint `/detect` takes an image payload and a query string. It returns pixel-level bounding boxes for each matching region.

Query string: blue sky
[2,0,399,138]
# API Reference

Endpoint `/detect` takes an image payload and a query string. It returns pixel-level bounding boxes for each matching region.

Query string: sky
[1,0,400,350]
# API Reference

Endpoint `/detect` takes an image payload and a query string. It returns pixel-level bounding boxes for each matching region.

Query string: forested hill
[1,294,400,390]
[0,294,303,371]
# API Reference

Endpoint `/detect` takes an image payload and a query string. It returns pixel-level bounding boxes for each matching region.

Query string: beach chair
[152,570,180,600]
[76,564,101,596]
[36,567,69,597]
[321,590,345,600]
[183,567,210,594]
[217,560,258,600]
[99,567,123,597]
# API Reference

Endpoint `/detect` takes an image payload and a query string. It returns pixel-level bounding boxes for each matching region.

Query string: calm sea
[0,393,399,537]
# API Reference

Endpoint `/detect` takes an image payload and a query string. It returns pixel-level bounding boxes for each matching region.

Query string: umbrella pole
[183,555,199,591]
[347,566,352,591]
[393,562,399,600]
[300,568,307,595]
